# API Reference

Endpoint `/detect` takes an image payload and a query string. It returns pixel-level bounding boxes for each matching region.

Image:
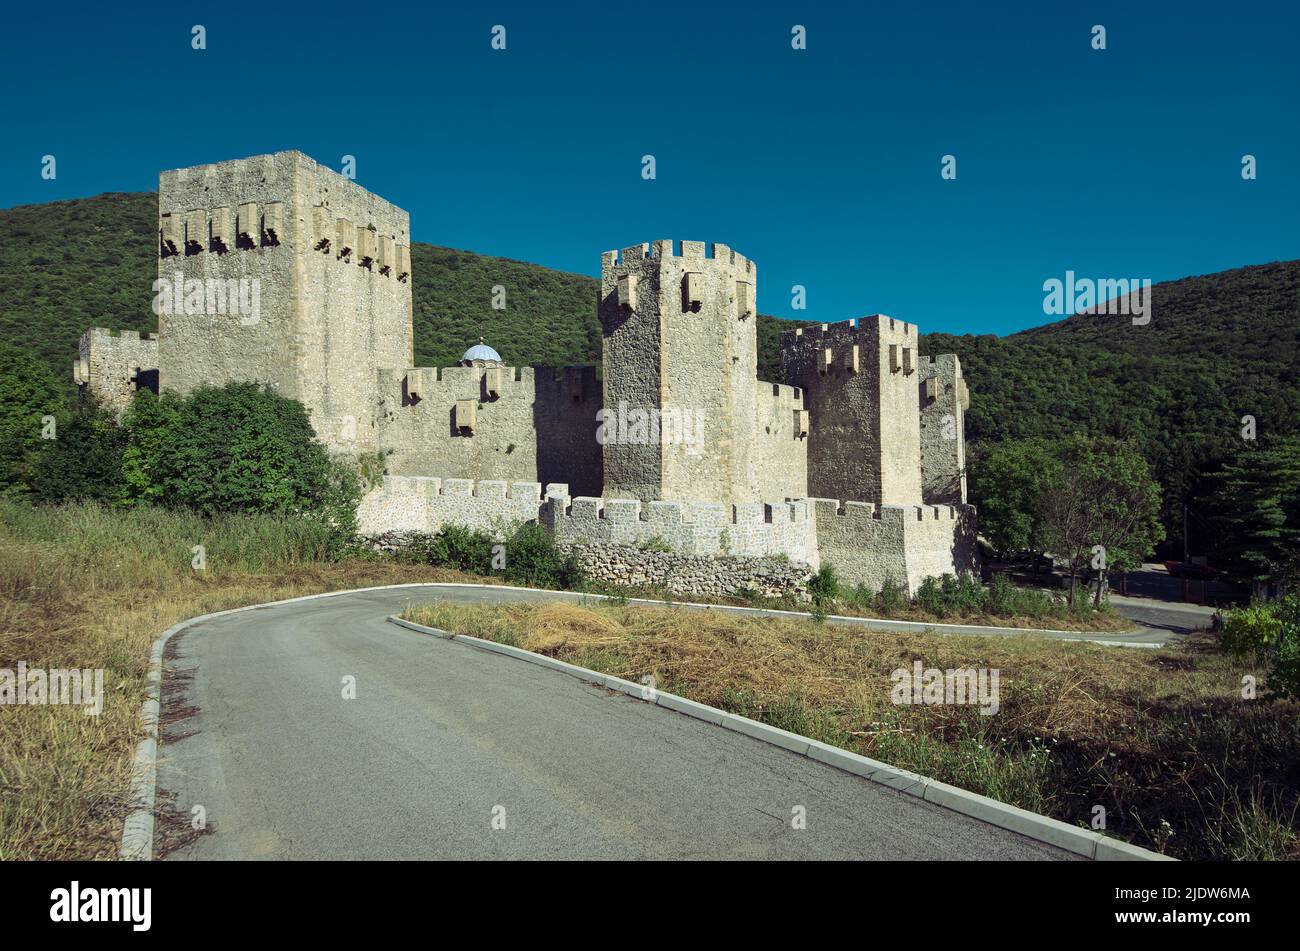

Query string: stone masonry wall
[919,354,969,505]
[571,544,811,600]
[598,240,761,505]
[543,493,818,566]
[157,151,412,453]
[811,499,979,595]
[782,316,924,506]
[752,381,809,500]
[74,328,159,417]
[356,475,552,537]
[375,365,602,496]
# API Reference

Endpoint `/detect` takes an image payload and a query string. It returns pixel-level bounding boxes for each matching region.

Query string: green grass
[0,500,490,860]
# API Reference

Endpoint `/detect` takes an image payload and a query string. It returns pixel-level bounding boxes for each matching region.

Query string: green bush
[875,575,906,614]
[807,563,840,607]
[124,383,344,518]
[400,524,495,572]
[502,522,582,589]
[915,576,945,615]
[0,342,67,493]
[398,521,583,591]
[1220,596,1300,699]
[28,399,127,504]
[1219,602,1285,662]
[843,583,875,610]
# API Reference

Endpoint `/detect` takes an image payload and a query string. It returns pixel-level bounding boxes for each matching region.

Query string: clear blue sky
[2,0,1296,336]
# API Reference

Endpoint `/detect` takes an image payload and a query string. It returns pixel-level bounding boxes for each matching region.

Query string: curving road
[157,585,1093,861]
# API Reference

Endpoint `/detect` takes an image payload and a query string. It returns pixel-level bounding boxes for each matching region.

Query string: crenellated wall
[375,364,603,496]
[74,328,160,417]
[809,498,979,595]
[356,475,554,537]
[542,492,817,566]
[782,315,925,507]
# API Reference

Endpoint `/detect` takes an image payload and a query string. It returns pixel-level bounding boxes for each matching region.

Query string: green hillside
[0,192,157,373]
[920,260,1300,545]
[4,190,1297,554]
[0,191,812,384]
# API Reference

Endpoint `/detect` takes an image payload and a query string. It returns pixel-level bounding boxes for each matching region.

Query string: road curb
[389,613,1176,862]
[423,583,1161,646]
[120,579,1165,860]
[121,582,456,860]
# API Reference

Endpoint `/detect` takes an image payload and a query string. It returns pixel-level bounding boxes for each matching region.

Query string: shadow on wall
[533,365,603,497]
[135,368,159,396]
[951,507,981,578]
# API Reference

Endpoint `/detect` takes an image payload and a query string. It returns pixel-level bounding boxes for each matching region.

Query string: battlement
[356,474,553,537]
[761,381,804,405]
[549,494,809,528]
[783,314,917,343]
[81,328,159,343]
[601,240,754,276]
[73,327,161,416]
[806,498,964,524]
[158,202,410,283]
[781,314,922,383]
[378,364,599,410]
[375,475,547,501]
[543,489,815,563]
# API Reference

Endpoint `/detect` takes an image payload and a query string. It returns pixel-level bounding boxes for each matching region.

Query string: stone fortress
[75,151,977,597]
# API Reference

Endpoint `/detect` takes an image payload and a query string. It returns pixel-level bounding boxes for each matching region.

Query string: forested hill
[1011,260,1300,361]
[3,190,1297,540]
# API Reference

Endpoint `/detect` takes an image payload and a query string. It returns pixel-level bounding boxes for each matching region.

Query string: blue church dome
[462,340,502,364]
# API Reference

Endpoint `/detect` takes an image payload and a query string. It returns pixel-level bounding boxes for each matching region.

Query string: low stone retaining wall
[568,543,812,600]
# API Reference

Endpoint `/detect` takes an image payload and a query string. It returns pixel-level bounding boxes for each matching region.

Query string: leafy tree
[27,398,127,504]
[1203,438,1300,591]
[120,388,181,505]
[0,342,67,493]
[968,438,1060,560]
[1037,434,1165,605]
[126,383,356,526]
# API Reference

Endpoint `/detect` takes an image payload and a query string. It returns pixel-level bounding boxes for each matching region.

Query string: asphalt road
[158,585,1083,861]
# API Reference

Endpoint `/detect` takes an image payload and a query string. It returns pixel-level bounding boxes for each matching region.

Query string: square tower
[155,151,413,452]
[919,354,969,504]
[598,240,759,504]
[782,315,924,506]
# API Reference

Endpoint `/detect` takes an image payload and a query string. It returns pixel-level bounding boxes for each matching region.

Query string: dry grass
[0,501,490,860]
[583,577,1135,633]
[4,498,1289,862]
[405,598,1300,861]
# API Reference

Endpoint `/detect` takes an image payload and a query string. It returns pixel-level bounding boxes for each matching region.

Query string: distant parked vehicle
[1164,560,1217,579]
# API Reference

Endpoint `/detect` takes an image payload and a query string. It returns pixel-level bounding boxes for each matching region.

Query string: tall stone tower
[155,151,413,452]
[782,316,924,506]
[598,240,759,504]
[919,354,969,504]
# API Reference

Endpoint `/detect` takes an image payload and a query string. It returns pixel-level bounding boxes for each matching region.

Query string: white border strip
[120,582,441,860]
[388,613,1175,861]
[121,580,1165,860]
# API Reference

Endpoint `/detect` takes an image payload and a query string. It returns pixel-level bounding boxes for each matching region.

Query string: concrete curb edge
[120,582,454,860]
[118,578,1167,861]
[388,613,1176,862]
